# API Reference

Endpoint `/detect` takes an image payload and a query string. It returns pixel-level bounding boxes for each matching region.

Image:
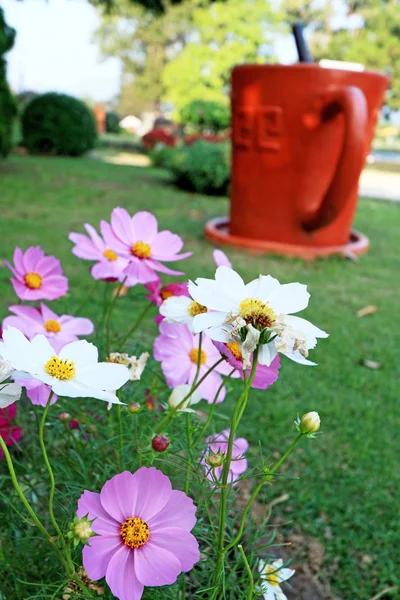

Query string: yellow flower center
[24,272,43,289]
[189,348,207,365]
[44,319,62,333]
[103,249,118,262]
[120,517,150,549]
[132,241,152,259]
[188,301,207,317]
[226,342,242,360]
[160,288,174,300]
[239,298,276,329]
[45,356,76,380]
[265,566,280,587]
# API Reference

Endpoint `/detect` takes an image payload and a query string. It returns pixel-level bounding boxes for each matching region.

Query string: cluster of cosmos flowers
[0,208,328,600]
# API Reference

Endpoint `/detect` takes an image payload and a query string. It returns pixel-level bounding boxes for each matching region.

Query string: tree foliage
[0,7,17,158]
[310,1,400,110]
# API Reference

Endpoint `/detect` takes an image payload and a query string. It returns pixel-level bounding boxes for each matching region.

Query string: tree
[0,7,17,158]
[162,0,280,112]
[95,0,197,115]
[311,1,400,110]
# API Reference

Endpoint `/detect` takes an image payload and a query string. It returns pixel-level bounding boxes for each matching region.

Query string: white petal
[279,568,295,582]
[282,350,316,366]
[285,315,328,347]
[262,585,276,600]
[0,383,22,408]
[30,334,55,364]
[268,283,310,315]
[77,363,130,390]
[274,588,288,600]
[215,266,245,293]
[271,559,284,570]
[245,275,280,300]
[51,380,124,403]
[1,327,34,372]
[59,340,98,367]
[191,311,227,333]
[258,343,278,367]
[202,325,232,343]
[160,296,192,324]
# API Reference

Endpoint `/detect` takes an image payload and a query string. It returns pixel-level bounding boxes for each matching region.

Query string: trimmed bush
[168,140,230,195]
[106,111,121,134]
[0,7,17,158]
[179,100,230,134]
[21,93,97,156]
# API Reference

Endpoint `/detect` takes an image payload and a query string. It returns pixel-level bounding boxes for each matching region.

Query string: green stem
[213,349,259,596]
[0,435,69,574]
[238,544,254,600]
[105,276,127,355]
[117,301,153,348]
[117,403,124,471]
[191,368,236,448]
[225,433,304,554]
[177,356,225,411]
[270,433,303,474]
[38,392,74,576]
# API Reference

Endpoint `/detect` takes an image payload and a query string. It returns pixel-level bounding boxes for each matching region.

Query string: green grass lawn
[1,155,400,600]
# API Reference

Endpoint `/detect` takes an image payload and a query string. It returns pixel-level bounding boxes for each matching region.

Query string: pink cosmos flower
[77,467,200,600]
[202,429,248,485]
[213,341,280,390]
[109,208,192,286]
[213,249,232,269]
[69,223,129,282]
[3,304,94,354]
[153,322,237,404]
[5,247,68,301]
[0,404,21,460]
[145,278,190,308]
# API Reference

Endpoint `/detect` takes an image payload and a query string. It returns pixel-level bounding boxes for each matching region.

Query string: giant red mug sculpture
[205,64,389,258]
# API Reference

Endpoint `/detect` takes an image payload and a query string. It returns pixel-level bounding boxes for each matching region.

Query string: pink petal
[59,316,94,336]
[147,259,186,276]
[131,211,158,243]
[85,223,105,252]
[22,246,44,272]
[40,303,59,323]
[35,255,62,276]
[69,232,101,261]
[131,467,172,522]
[77,490,120,535]
[111,207,134,246]
[92,259,127,281]
[100,220,128,254]
[148,528,200,572]
[124,258,159,285]
[148,490,197,531]
[12,248,25,275]
[134,542,181,587]
[83,535,122,581]
[192,367,225,404]
[40,275,69,300]
[100,471,139,522]
[106,544,144,600]
[213,249,232,269]
[150,231,183,259]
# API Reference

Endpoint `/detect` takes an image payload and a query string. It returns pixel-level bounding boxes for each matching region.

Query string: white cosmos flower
[168,384,202,413]
[159,295,208,333]
[1,327,130,404]
[0,355,22,409]
[188,267,328,367]
[258,558,295,600]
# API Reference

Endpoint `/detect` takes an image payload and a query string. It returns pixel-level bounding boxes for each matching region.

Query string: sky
[2,0,122,102]
[1,0,356,105]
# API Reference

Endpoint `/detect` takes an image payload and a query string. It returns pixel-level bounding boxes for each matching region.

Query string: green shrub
[179,100,230,134]
[168,140,230,195]
[0,7,17,158]
[21,93,97,156]
[106,111,121,134]
[148,143,176,168]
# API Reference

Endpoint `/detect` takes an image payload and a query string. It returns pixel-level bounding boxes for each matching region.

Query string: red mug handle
[302,86,368,232]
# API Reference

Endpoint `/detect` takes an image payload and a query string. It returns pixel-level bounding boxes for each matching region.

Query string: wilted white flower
[108,352,149,380]
[187,267,328,366]
[0,355,22,409]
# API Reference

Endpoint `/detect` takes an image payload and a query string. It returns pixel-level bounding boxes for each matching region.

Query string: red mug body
[230,64,389,247]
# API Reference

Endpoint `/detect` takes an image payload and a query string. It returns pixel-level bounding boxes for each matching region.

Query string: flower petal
[147,490,197,532]
[83,535,122,581]
[268,283,310,315]
[77,363,130,391]
[59,340,98,367]
[100,471,138,522]
[131,467,172,521]
[106,544,144,600]
[77,490,120,536]
[134,541,181,586]
[148,528,200,572]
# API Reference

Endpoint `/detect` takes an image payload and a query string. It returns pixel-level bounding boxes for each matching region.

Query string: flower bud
[205,452,225,468]
[168,385,201,412]
[300,411,320,435]
[74,519,93,541]
[152,434,170,452]
[59,412,71,423]
[128,402,141,414]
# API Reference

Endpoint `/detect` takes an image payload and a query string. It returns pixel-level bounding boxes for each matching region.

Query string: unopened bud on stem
[299,411,320,435]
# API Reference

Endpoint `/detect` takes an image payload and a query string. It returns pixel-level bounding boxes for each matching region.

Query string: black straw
[292,22,313,63]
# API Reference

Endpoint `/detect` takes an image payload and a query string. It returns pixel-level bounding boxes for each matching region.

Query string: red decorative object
[142,129,177,150]
[205,64,389,259]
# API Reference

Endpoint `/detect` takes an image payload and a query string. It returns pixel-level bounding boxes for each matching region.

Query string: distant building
[119,115,142,134]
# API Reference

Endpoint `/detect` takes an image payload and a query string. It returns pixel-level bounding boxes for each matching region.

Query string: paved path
[359,169,400,202]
